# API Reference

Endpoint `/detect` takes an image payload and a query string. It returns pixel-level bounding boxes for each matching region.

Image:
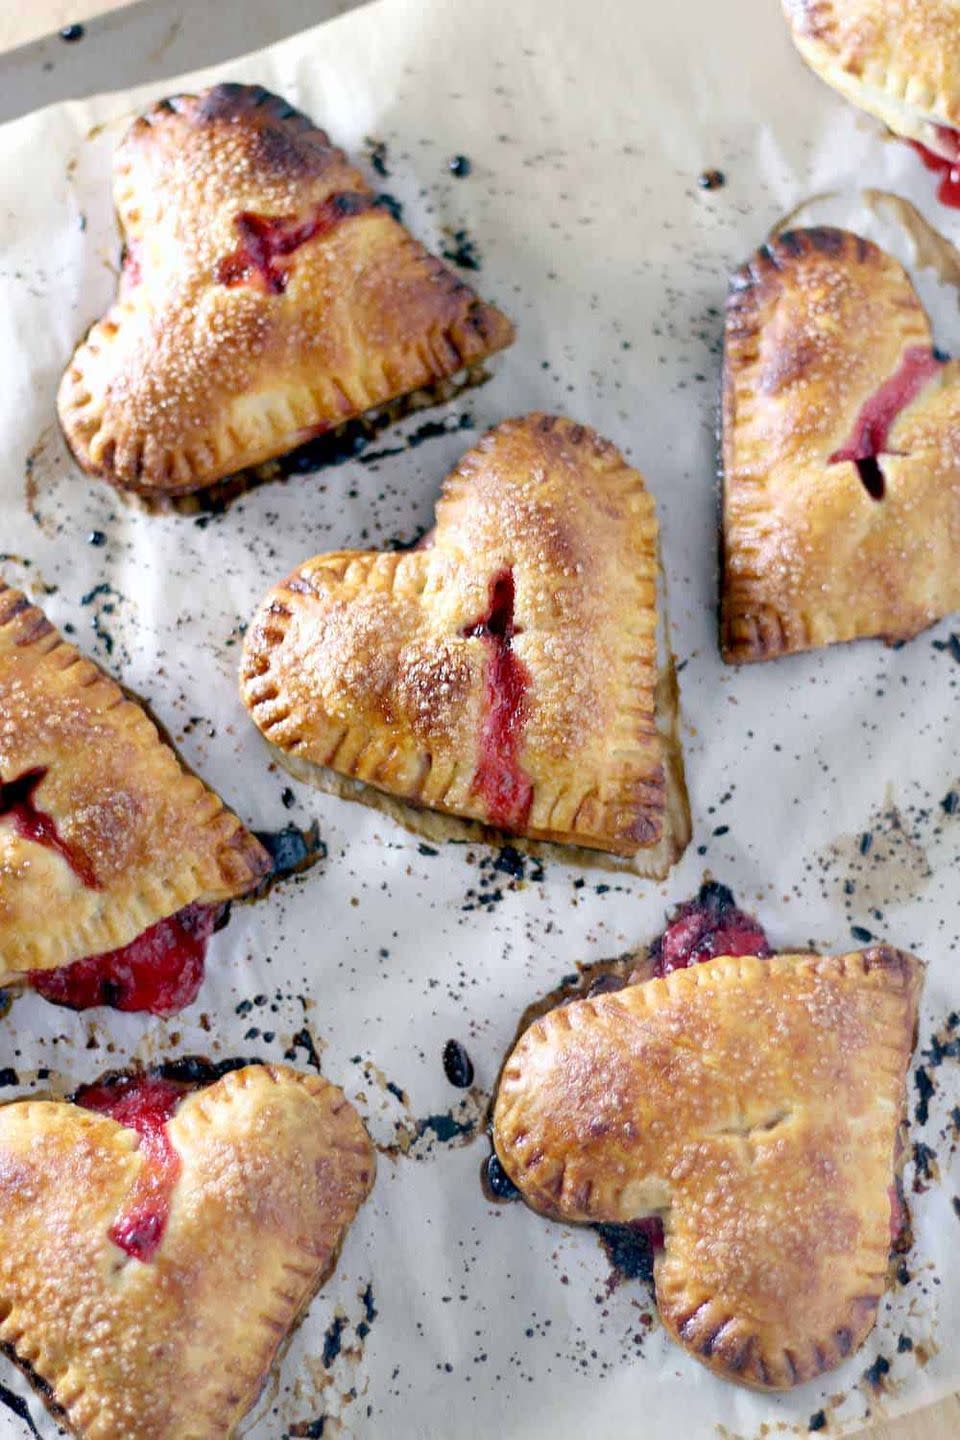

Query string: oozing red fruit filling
[216,191,373,293]
[649,881,771,978]
[909,128,960,208]
[29,901,223,1016]
[76,1075,185,1262]
[828,346,944,500]
[461,570,533,832]
[0,767,98,889]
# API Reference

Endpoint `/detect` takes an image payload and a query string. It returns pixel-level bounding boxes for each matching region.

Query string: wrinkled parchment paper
[0,0,959,1435]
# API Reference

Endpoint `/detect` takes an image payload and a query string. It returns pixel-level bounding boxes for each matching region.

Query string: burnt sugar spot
[355,410,474,468]
[442,227,482,271]
[932,632,960,664]
[254,821,327,886]
[359,1282,377,1332]
[287,1277,377,1435]
[912,1140,939,1191]
[862,1353,892,1393]
[322,1314,348,1367]
[271,374,484,482]
[442,1039,475,1089]
[914,1011,960,1126]
[288,1421,325,1439]
[365,137,390,177]
[79,581,125,660]
[283,1026,325,1074]
[594,1219,663,1291]
[0,1381,39,1438]
[460,845,546,912]
[374,192,404,223]
[380,1084,490,1161]
[481,1151,520,1203]
[417,1111,476,1144]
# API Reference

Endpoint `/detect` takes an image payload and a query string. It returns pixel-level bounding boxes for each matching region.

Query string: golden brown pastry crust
[241,414,669,857]
[57,83,514,496]
[0,1063,374,1440]
[0,581,270,978]
[783,0,960,150]
[722,226,960,662]
[494,946,922,1390]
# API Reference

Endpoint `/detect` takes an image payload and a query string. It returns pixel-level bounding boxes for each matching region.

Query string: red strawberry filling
[216,191,373,294]
[76,1074,186,1262]
[0,767,99,890]
[909,127,960,208]
[2,767,225,1016]
[28,901,223,1016]
[647,881,771,977]
[461,570,533,832]
[828,346,943,500]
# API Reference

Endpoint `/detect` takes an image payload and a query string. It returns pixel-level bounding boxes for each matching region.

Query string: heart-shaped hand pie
[241,414,687,866]
[0,1062,374,1439]
[783,0,960,168]
[0,581,270,1009]
[493,945,921,1389]
[722,226,960,662]
[57,83,514,496]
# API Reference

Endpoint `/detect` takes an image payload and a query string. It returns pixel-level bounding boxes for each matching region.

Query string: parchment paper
[0,1,958,1436]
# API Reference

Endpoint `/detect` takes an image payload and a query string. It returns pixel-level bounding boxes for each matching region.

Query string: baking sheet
[0,0,959,1435]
